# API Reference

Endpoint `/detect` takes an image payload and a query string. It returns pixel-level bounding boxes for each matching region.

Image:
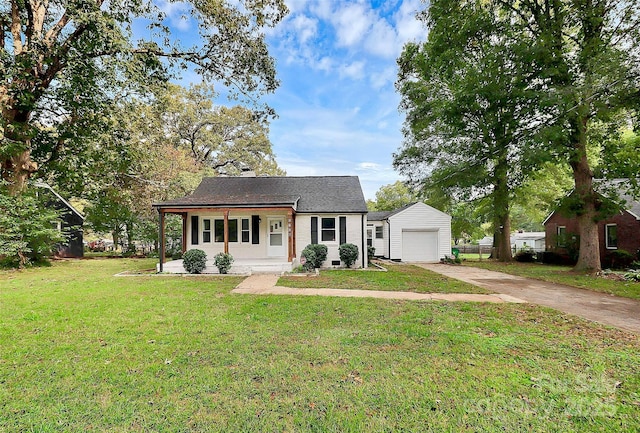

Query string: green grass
[1,259,639,432]
[278,262,491,294]
[463,260,640,300]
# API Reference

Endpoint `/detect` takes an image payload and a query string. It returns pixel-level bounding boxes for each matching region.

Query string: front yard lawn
[278,262,491,294]
[1,259,639,432]
[463,260,640,300]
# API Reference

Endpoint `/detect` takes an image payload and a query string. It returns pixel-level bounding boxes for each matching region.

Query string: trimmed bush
[301,244,328,270]
[183,249,207,274]
[514,250,536,262]
[603,250,636,270]
[367,245,376,262]
[213,252,234,274]
[339,243,359,268]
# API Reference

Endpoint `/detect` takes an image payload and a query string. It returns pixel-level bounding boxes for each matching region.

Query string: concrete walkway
[417,263,640,334]
[232,274,525,303]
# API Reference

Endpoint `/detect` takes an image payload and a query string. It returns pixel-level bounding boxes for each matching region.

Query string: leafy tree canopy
[1,0,287,193]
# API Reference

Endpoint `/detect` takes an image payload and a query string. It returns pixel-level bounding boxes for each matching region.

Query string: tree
[368,181,416,211]
[496,0,640,271]
[1,0,287,194]
[155,84,285,175]
[0,185,64,267]
[395,0,542,261]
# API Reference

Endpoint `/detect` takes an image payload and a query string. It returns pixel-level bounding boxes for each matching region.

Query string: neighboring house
[543,180,640,263]
[34,182,85,258]
[152,175,368,271]
[367,202,451,262]
[511,231,546,253]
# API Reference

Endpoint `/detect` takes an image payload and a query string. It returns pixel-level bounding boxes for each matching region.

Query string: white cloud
[364,19,398,58]
[290,14,318,44]
[156,0,193,32]
[370,66,396,89]
[338,61,365,79]
[333,3,373,48]
[394,0,426,43]
[358,162,382,170]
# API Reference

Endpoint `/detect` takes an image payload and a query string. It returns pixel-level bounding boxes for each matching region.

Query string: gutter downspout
[361,214,366,268]
[386,218,391,260]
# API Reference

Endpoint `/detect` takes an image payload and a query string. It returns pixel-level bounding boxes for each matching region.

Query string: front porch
[158,257,295,275]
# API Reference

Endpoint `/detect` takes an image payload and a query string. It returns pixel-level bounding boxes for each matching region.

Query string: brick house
[543,180,640,265]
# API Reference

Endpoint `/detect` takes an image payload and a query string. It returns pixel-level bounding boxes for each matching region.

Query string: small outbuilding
[367,202,451,262]
[34,182,85,258]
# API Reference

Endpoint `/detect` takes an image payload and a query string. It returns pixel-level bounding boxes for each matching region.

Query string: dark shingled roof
[153,176,368,213]
[367,202,420,221]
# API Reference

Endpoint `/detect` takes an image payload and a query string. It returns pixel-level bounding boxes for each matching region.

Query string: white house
[367,202,452,262]
[153,175,368,273]
[511,231,546,252]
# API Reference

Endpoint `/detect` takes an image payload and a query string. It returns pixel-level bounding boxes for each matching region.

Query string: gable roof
[153,176,368,213]
[33,181,85,221]
[368,202,451,221]
[543,178,640,223]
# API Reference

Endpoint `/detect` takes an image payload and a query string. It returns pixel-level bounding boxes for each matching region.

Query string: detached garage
[368,202,451,262]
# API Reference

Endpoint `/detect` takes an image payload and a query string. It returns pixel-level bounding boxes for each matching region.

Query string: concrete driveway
[417,263,640,334]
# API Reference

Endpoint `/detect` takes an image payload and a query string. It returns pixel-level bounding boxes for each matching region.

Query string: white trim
[605,224,618,249]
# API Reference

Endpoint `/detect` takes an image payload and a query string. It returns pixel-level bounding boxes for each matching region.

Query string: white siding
[186,210,289,259]
[295,213,366,268]
[387,202,451,262]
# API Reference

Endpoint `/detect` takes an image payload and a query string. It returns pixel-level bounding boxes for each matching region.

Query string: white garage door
[402,230,439,262]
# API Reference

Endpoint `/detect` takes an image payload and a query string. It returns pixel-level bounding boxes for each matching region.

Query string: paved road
[417,263,640,334]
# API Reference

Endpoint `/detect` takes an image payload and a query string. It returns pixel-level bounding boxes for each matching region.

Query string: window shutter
[311,217,318,244]
[191,216,199,245]
[252,215,260,244]
[339,216,346,244]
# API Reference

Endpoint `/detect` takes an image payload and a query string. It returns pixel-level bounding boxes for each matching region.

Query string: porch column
[287,209,294,262]
[223,209,229,254]
[158,209,165,272]
[181,213,187,253]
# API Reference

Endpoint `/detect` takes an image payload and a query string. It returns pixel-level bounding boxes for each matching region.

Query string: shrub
[213,252,234,274]
[514,249,536,262]
[541,251,575,265]
[603,250,635,270]
[0,189,64,268]
[171,251,183,260]
[623,270,640,282]
[441,255,461,264]
[301,244,328,270]
[339,243,359,268]
[367,245,376,262]
[183,249,207,274]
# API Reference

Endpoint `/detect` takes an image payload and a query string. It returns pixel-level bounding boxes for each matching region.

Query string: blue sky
[152,0,428,199]
[263,0,427,199]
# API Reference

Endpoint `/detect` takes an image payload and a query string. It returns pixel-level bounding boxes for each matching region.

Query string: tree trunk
[493,149,512,262]
[1,105,38,195]
[3,149,38,195]
[571,139,601,272]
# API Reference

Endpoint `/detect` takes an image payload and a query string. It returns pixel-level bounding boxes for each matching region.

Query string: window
[191,216,199,245]
[228,219,238,242]
[605,224,617,249]
[241,218,250,243]
[367,228,373,247]
[203,219,211,243]
[557,226,566,247]
[214,219,238,242]
[214,220,224,242]
[321,217,336,242]
[375,226,383,239]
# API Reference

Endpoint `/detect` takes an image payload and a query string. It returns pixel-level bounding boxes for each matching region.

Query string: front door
[267,217,286,257]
